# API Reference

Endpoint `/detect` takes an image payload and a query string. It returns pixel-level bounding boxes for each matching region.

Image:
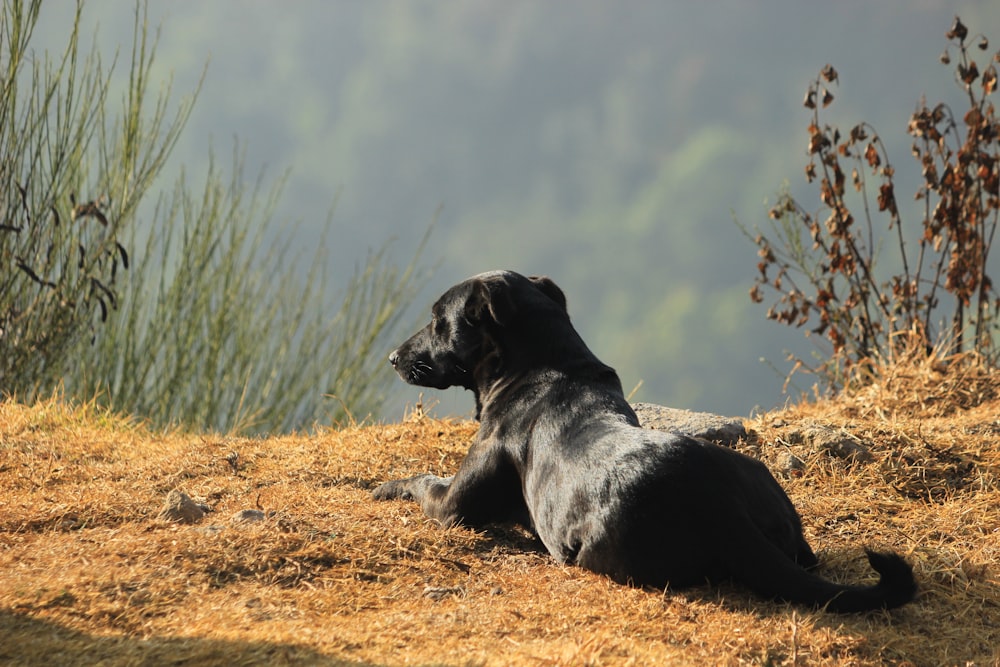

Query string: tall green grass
[74,149,426,433]
[1,0,193,393]
[1,1,425,433]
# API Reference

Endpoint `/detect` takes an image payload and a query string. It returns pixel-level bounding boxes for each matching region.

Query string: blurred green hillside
[30,1,1000,419]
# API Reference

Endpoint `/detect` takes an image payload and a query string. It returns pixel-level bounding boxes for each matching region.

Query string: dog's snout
[388,350,399,368]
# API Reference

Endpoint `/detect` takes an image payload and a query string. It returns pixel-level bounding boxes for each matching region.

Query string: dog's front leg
[373,436,519,528]
[372,474,453,505]
[373,474,468,527]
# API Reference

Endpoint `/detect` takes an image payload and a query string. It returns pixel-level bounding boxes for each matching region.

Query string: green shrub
[1,0,426,433]
[1,1,192,394]
[72,149,426,433]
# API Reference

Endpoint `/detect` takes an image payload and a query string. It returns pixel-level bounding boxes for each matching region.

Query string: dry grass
[2,360,1000,665]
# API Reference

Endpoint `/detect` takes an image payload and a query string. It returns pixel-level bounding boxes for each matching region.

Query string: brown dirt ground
[2,358,999,666]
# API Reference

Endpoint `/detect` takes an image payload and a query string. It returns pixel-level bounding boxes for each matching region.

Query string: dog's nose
[388,350,399,367]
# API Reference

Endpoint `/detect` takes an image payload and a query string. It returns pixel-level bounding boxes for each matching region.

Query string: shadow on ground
[0,610,378,667]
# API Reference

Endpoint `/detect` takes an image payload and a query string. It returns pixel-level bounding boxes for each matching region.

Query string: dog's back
[517,397,809,582]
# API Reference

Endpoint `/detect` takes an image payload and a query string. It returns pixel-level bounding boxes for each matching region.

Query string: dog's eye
[433,316,448,335]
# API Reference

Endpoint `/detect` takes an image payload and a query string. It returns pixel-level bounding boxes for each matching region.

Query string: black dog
[373,270,916,612]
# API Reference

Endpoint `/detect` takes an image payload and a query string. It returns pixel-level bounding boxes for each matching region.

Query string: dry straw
[2,360,999,664]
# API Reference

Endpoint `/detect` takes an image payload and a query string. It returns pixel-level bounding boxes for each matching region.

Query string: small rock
[631,403,747,445]
[157,489,209,524]
[785,422,872,462]
[776,450,806,478]
[422,585,464,601]
[231,509,267,525]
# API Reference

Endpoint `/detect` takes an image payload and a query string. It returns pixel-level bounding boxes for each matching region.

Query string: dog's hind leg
[724,524,915,612]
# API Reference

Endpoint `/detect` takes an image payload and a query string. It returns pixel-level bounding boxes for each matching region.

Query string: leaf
[90,277,117,309]
[947,16,968,43]
[808,131,827,155]
[878,182,897,216]
[960,61,980,85]
[71,200,109,226]
[821,64,839,83]
[803,88,816,110]
[984,65,997,95]
[833,163,846,196]
[805,162,816,182]
[940,49,951,65]
[865,143,881,169]
[821,88,834,108]
[922,162,939,188]
[16,260,56,288]
[116,242,130,269]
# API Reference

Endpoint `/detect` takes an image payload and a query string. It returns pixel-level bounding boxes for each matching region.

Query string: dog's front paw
[372,479,414,501]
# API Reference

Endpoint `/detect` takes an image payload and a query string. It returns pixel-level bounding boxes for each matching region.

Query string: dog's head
[388,270,568,391]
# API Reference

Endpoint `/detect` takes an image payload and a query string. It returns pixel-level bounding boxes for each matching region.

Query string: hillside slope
[1,377,999,665]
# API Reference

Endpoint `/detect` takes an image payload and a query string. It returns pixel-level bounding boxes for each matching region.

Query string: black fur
[374,270,916,613]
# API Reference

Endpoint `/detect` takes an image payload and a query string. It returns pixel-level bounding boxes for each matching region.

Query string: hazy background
[33,1,1000,420]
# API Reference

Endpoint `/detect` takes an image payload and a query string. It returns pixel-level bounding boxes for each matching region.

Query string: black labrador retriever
[373,270,916,612]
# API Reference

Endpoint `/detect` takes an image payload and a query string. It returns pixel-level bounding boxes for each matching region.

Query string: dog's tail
[729,529,916,613]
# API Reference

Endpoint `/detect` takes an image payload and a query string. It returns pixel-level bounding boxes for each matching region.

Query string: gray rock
[157,489,209,524]
[784,422,872,462]
[631,402,747,445]
[231,509,267,525]
[776,450,807,478]
[422,585,465,601]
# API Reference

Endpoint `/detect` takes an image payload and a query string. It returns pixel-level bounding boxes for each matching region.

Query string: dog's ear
[465,277,515,325]
[529,275,568,312]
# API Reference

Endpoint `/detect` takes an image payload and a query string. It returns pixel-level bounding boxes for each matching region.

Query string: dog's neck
[470,344,625,423]
[465,309,626,422]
